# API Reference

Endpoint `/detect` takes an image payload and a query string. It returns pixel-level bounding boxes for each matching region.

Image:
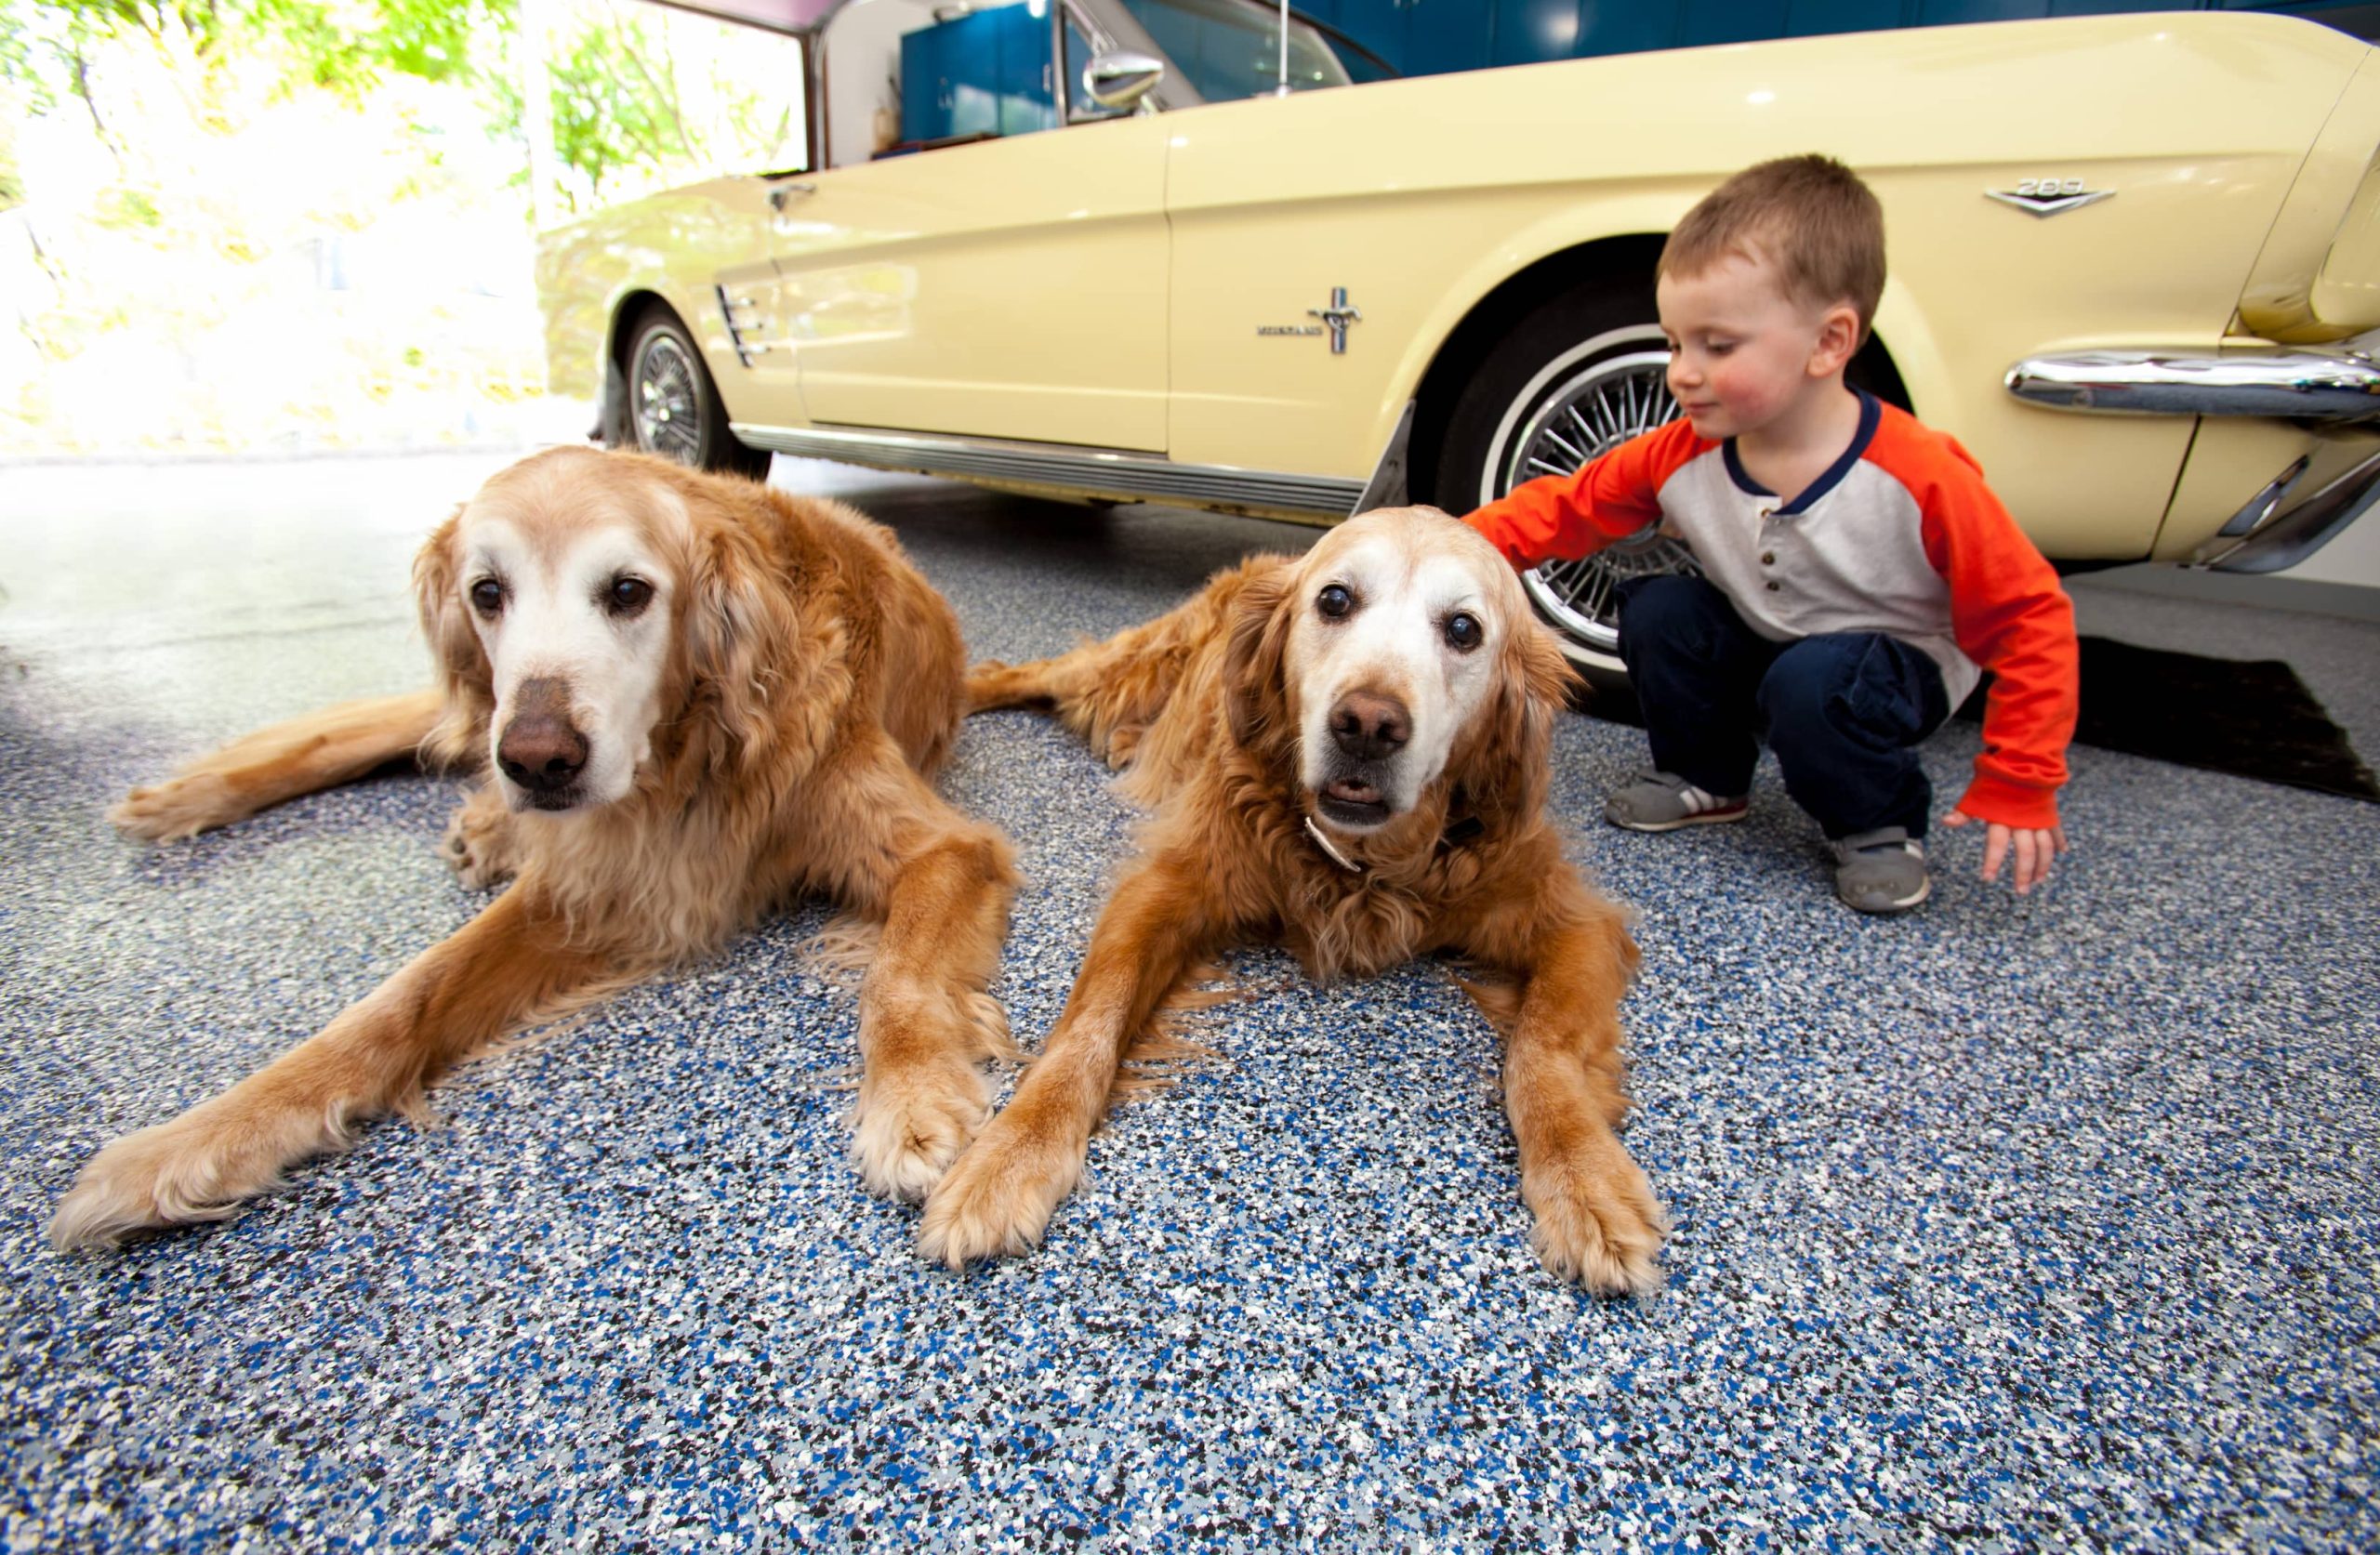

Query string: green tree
[486,1,799,216]
[0,0,510,124]
[0,0,795,221]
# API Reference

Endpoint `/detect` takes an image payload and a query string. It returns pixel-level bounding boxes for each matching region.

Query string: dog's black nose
[498,678,588,793]
[1329,691,1410,762]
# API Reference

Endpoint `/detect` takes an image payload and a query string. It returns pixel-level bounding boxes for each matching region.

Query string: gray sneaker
[1605,771,1749,833]
[1831,826,1931,914]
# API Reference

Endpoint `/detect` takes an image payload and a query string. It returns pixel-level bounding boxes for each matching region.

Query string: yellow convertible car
[536,0,2380,672]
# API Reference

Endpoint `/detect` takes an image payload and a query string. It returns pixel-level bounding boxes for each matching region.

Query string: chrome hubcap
[1498,338,1701,659]
[633,335,703,467]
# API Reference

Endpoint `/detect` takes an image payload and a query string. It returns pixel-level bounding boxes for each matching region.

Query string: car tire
[1430,277,1909,686]
[1427,279,1694,683]
[617,309,773,481]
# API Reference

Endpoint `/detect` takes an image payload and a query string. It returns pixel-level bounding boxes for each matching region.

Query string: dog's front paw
[108,775,241,842]
[50,1109,271,1250]
[850,1059,990,1204]
[1519,1139,1667,1298]
[1103,723,1145,770]
[439,795,518,890]
[915,1113,1085,1268]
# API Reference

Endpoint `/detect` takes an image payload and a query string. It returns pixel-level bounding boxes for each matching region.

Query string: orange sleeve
[1462,420,1708,570]
[1908,432,2080,830]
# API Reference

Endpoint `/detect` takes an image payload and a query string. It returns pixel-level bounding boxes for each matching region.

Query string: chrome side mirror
[1082,50,1164,111]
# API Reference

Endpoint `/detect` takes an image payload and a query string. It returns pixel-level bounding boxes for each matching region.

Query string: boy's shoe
[1831,826,1930,914]
[1605,771,1749,832]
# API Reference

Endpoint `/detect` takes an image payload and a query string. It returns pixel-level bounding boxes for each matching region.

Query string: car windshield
[1115,0,1354,99]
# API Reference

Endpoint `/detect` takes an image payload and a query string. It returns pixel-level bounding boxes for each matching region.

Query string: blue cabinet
[1683,0,1795,46]
[1408,1,1491,72]
[1485,0,1574,68]
[1303,0,1497,78]
[897,4,1058,149]
[944,9,1002,138]
[898,0,2373,134]
[1307,0,1394,72]
[995,6,1051,134]
[1785,1,1905,37]
[1570,5,1682,60]
[1336,0,2371,79]
[1914,0,2048,21]
[898,20,948,146]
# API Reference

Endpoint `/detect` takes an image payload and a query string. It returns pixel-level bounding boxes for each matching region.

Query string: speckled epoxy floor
[4,453,2377,1551]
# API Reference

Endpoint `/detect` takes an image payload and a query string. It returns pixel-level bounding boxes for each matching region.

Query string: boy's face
[1656,249,1860,442]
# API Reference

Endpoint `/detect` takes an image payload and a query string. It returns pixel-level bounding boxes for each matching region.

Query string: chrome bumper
[2005,334,2380,422]
[2194,444,2380,573]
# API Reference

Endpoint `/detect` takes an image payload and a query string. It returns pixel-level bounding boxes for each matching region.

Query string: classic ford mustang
[535,0,2380,672]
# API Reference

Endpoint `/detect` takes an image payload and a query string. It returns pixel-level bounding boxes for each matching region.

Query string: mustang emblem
[1985,178,2114,217]
[1259,287,1362,353]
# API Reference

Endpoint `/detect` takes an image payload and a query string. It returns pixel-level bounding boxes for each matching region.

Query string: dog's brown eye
[469,579,503,616]
[606,576,654,616]
[1316,585,1353,619]
[1445,613,1483,652]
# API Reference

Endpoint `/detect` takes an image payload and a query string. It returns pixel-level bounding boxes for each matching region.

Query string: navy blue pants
[1616,575,1950,840]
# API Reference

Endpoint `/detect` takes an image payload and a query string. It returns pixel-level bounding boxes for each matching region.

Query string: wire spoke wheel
[632,333,706,467]
[1499,340,1700,659]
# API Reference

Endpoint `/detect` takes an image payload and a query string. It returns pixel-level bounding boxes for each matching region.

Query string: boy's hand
[1940,809,2068,895]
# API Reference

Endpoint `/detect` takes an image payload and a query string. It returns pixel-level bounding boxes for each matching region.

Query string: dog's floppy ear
[1462,615,1578,832]
[411,507,493,767]
[1222,566,1295,754]
[686,505,817,772]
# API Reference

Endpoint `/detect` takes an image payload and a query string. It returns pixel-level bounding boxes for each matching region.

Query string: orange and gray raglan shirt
[1466,392,2079,830]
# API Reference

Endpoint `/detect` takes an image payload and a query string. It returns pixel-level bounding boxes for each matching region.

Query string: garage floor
[4,452,2376,1551]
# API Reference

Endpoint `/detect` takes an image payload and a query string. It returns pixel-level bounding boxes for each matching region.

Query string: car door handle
[768,181,817,211]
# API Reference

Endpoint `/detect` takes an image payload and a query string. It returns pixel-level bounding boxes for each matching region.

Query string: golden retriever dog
[50,447,1016,1248]
[922,504,1665,1295]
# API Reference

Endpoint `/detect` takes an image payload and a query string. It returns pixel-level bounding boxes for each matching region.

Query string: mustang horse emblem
[1257,287,1362,353]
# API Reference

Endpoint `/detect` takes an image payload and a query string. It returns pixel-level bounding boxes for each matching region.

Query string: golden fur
[920,505,1666,1295]
[51,447,1016,1248]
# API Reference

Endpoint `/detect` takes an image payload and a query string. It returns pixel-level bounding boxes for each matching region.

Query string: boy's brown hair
[1659,154,1884,340]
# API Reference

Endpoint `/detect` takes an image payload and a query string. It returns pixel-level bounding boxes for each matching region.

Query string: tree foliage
[477,6,698,210]
[0,0,799,217]
[4,0,802,452]
[0,0,508,110]
[256,0,510,98]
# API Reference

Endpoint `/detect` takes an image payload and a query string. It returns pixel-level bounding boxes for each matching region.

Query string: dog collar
[1303,815,1364,874]
[1305,811,1487,874]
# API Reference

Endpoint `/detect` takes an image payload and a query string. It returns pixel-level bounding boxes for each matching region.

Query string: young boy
[1464,154,2077,914]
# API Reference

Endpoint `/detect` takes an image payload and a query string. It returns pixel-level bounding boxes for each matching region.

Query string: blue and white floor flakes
[2,454,2374,1550]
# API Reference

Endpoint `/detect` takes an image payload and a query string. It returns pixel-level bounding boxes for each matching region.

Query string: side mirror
[1082,50,1164,111]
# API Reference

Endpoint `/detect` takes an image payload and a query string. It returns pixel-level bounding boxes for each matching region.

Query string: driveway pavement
[4,451,2376,1550]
